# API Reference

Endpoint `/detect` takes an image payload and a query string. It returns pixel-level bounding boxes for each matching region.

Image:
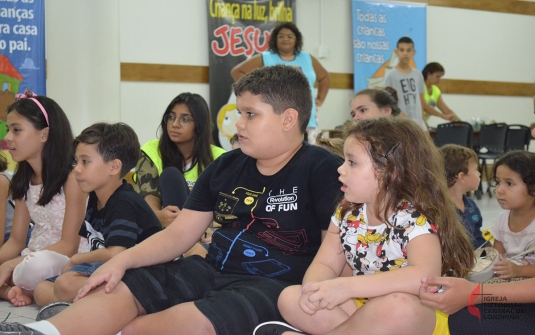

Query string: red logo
[468,283,481,323]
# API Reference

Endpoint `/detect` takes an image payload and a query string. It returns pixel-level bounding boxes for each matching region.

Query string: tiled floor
[0,183,508,324]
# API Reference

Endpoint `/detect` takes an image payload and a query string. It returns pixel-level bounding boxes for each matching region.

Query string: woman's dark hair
[7,97,74,206]
[158,93,214,175]
[422,62,445,80]
[268,22,303,54]
[0,153,8,173]
[353,88,402,116]
[492,151,535,197]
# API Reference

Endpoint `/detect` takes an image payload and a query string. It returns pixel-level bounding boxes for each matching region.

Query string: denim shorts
[47,262,104,282]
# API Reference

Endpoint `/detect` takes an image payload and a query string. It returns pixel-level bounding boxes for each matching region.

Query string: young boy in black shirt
[0,65,342,335]
[31,123,161,310]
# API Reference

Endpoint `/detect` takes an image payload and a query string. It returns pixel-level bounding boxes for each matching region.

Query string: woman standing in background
[231,22,331,144]
[422,62,459,124]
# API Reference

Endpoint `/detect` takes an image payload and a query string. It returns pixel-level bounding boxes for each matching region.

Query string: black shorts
[122,255,292,335]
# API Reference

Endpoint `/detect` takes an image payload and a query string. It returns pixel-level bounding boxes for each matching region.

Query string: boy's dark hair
[268,22,303,54]
[74,122,140,178]
[492,150,535,197]
[397,36,414,48]
[8,96,74,206]
[233,65,311,134]
[440,144,478,188]
[422,62,445,80]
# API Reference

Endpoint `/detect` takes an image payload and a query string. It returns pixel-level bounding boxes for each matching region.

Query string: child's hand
[302,277,350,311]
[160,206,180,228]
[419,277,477,315]
[493,254,521,279]
[0,259,17,286]
[74,257,126,301]
[298,284,320,315]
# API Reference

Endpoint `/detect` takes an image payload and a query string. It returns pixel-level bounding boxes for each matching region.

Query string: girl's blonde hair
[341,117,474,277]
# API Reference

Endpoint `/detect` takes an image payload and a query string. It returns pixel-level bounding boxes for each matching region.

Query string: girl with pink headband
[0,90,89,306]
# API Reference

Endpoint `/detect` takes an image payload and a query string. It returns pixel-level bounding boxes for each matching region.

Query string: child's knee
[34,281,53,306]
[13,251,69,291]
[54,272,81,302]
[278,285,301,314]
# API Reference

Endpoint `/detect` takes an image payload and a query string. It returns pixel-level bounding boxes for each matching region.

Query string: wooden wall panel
[120,63,209,83]
[406,0,535,15]
[438,79,535,97]
[120,63,534,97]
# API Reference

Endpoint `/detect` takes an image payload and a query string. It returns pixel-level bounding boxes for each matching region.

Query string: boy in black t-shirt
[0,66,342,335]
[31,123,161,309]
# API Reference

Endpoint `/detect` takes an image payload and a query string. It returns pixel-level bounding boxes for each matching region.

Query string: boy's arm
[77,209,214,299]
[64,246,126,272]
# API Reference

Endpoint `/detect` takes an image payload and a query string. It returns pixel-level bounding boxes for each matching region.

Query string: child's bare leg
[278,285,356,334]
[53,272,89,302]
[34,281,58,306]
[0,283,11,300]
[7,286,33,306]
[121,301,216,335]
[48,281,142,335]
[325,293,436,335]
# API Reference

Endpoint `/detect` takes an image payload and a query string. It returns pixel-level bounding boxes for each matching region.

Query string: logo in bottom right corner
[468,282,524,323]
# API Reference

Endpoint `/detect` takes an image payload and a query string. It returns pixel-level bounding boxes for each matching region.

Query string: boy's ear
[110,159,122,176]
[282,108,299,131]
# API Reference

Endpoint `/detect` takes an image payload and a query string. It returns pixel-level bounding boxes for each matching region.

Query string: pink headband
[15,89,49,126]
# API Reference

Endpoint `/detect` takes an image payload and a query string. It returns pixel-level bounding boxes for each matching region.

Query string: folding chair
[434,121,473,148]
[505,124,531,151]
[474,123,507,199]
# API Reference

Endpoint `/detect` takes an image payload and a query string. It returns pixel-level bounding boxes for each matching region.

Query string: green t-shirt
[423,85,441,121]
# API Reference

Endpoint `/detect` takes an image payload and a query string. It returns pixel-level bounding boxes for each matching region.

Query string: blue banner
[351,1,426,92]
[0,0,46,95]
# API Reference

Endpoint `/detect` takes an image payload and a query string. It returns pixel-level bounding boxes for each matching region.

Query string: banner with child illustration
[207,0,295,149]
[351,1,426,92]
[0,0,45,143]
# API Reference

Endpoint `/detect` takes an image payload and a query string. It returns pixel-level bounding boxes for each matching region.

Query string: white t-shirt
[332,201,437,276]
[490,211,535,265]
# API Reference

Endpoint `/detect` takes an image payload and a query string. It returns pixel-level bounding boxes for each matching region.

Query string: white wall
[45,0,121,136]
[45,0,535,145]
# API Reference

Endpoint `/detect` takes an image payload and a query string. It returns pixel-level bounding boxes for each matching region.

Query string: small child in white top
[491,151,535,278]
[261,117,474,335]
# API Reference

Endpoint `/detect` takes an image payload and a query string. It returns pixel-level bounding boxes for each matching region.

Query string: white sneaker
[253,321,306,335]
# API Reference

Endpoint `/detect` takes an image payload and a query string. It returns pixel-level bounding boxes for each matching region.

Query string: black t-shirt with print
[79,181,162,251]
[185,142,343,284]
